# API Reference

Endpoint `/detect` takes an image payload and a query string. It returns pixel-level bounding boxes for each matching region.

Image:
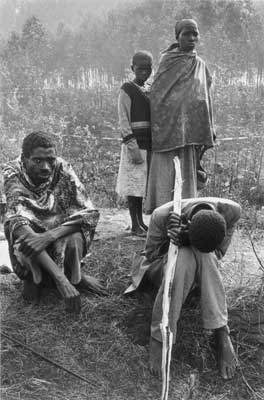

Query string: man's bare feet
[149,337,162,378]
[75,274,108,296]
[23,277,41,303]
[216,326,238,379]
[56,275,81,313]
[65,294,81,313]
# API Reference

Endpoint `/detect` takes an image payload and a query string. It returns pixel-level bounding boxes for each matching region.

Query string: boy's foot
[216,326,238,379]
[149,337,162,378]
[75,274,108,296]
[23,277,41,303]
[131,227,147,237]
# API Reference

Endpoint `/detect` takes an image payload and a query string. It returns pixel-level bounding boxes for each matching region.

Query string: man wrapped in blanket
[4,131,106,312]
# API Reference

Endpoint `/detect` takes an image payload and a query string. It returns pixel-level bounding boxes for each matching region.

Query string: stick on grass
[1,330,97,388]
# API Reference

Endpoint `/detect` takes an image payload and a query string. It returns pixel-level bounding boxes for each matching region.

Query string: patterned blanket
[3,156,99,279]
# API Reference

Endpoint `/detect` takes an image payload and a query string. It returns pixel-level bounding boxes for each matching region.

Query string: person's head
[188,206,226,253]
[22,131,57,185]
[131,50,153,86]
[175,19,199,52]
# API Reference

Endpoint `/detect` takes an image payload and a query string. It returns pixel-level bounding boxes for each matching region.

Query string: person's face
[178,28,199,52]
[23,147,57,185]
[132,59,152,86]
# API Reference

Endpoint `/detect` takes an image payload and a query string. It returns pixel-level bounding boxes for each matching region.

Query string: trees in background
[0,0,263,206]
[1,0,264,83]
[1,0,263,128]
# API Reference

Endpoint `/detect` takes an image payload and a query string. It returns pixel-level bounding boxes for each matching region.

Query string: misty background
[0,0,264,207]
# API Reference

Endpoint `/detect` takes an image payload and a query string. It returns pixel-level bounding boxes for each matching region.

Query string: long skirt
[145,145,197,214]
[116,144,147,198]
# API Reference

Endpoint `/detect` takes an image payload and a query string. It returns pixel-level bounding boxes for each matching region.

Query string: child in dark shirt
[116,51,153,236]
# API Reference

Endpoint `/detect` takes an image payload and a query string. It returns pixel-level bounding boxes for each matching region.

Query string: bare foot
[149,337,162,378]
[216,326,238,379]
[56,276,81,313]
[76,274,108,296]
[23,278,41,303]
[65,294,81,313]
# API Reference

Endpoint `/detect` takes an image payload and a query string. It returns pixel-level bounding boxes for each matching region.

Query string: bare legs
[216,326,238,379]
[149,337,163,378]
[149,328,237,380]
[127,196,147,236]
[26,249,81,312]
[148,247,237,379]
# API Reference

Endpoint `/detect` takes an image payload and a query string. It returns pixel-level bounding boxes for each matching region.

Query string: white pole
[160,156,182,400]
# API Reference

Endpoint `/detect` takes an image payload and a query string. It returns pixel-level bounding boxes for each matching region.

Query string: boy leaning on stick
[125,196,241,380]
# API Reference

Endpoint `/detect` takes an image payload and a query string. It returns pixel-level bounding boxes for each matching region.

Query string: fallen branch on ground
[1,330,97,387]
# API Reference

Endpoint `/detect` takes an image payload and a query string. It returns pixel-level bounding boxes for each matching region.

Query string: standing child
[116,51,153,237]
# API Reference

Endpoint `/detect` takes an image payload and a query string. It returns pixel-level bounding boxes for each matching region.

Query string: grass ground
[1,209,264,400]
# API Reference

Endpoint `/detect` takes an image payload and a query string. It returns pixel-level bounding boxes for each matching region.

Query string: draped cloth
[150,48,215,152]
[3,157,99,280]
[145,146,197,213]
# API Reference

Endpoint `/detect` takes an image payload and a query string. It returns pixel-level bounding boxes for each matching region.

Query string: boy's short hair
[132,50,153,66]
[189,210,226,253]
[22,131,57,158]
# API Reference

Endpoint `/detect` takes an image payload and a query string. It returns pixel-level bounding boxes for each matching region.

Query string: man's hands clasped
[167,212,190,247]
[16,231,54,258]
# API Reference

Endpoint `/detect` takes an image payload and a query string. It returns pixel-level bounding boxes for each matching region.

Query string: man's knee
[65,232,83,247]
[13,225,37,240]
[65,232,84,256]
[171,246,197,288]
[193,249,219,272]
[175,247,197,274]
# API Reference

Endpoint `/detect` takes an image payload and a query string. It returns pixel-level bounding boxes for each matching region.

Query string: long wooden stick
[1,330,97,387]
[160,157,182,400]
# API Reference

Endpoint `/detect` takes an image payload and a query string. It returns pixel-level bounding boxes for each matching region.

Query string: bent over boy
[126,197,241,379]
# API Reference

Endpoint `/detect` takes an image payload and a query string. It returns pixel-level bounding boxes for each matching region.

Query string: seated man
[4,131,105,312]
[125,197,241,379]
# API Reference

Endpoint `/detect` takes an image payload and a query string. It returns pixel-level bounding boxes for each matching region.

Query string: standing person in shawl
[3,131,106,312]
[116,51,153,237]
[125,197,241,380]
[145,19,215,213]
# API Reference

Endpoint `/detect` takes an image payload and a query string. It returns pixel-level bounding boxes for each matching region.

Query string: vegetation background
[0,1,264,399]
[0,0,264,209]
